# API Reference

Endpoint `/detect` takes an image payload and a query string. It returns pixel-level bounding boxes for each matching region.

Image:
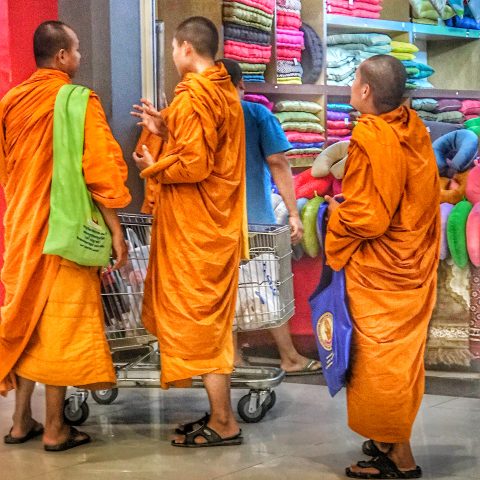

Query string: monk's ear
[57,49,68,65]
[362,83,371,100]
[183,41,194,57]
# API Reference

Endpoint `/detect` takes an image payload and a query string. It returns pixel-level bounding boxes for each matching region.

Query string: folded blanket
[417,110,465,123]
[327,120,352,129]
[276,111,323,125]
[339,43,392,54]
[224,23,272,46]
[277,60,303,75]
[290,142,325,149]
[288,147,323,155]
[239,62,267,73]
[276,28,304,47]
[327,33,391,46]
[223,2,274,32]
[243,75,265,82]
[390,51,416,61]
[327,47,355,68]
[285,131,325,143]
[326,5,381,18]
[435,99,462,113]
[409,78,435,89]
[276,10,302,29]
[326,135,352,146]
[410,0,456,20]
[327,111,351,121]
[277,45,303,60]
[276,100,323,114]
[390,41,419,54]
[461,100,480,115]
[327,1,383,12]
[244,94,274,110]
[277,77,302,84]
[402,60,434,79]
[327,61,356,82]
[224,0,275,15]
[281,121,325,133]
[327,75,355,86]
[327,128,352,136]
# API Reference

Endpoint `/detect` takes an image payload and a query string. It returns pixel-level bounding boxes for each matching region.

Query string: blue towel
[290,142,324,149]
[243,74,265,82]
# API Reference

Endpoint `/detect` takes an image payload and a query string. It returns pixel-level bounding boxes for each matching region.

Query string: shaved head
[174,16,218,59]
[357,55,407,113]
[33,20,74,66]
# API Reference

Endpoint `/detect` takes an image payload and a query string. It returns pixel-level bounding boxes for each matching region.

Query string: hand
[131,98,169,140]
[132,144,155,171]
[289,214,304,245]
[324,195,341,219]
[111,231,128,271]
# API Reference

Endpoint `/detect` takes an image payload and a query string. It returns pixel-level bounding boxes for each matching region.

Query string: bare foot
[10,418,43,439]
[281,355,321,373]
[172,417,240,445]
[43,425,89,447]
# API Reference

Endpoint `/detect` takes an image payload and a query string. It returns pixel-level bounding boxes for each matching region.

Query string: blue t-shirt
[242,100,292,224]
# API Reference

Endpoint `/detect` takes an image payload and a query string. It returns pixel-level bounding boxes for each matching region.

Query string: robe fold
[0,69,131,395]
[326,106,440,443]
[140,63,247,388]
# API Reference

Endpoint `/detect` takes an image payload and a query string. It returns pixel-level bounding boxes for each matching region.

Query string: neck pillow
[301,196,324,258]
[311,140,349,179]
[440,203,454,260]
[467,202,480,266]
[433,129,479,175]
[447,199,473,268]
[440,170,470,204]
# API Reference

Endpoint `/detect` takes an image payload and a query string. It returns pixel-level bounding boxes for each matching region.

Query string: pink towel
[244,94,274,111]
[327,0,382,12]
[327,120,352,129]
[224,40,272,62]
[285,131,325,143]
[224,0,276,15]
[276,11,302,30]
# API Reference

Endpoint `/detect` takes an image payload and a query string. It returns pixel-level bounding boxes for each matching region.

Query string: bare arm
[96,204,128,270]
[267,152,304,244]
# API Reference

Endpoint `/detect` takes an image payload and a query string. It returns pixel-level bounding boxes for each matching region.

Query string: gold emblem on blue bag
[317,312,333,352]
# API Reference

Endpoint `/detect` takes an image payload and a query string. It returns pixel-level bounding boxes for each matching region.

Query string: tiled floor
[1,383,479,479]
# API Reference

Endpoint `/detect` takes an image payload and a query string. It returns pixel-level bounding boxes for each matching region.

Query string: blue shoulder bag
[309,202,353,397]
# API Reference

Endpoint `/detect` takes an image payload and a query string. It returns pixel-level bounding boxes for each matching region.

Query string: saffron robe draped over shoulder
[0,69,131,395]
[140,63,247,388]
[326,106,440,443]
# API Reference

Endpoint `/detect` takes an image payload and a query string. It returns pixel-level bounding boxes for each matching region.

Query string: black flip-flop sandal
[4,425,44,444]
[171,424,243,448]
[175,412,210,435]
[362,440,390,457]
[44,427,91,452]
[346,456,422,479]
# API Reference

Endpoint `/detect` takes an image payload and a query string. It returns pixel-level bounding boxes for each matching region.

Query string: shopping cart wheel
[237,392,267,423]
[263,390,276,411]
[63,399,90,426]
[91,388,119,405]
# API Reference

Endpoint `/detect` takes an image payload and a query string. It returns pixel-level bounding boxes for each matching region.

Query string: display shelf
[410,89,480,99]
[412,23,480,41]
[326,14,409,35]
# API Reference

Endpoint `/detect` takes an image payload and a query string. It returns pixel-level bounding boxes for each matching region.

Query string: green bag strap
[52,84,91,200]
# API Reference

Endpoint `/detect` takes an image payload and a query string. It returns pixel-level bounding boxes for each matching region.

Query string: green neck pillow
[447,199,473,268]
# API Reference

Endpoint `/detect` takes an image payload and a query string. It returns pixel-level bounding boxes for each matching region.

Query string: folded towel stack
[326,103,356,145]
[412,98,465,123]
[223,0,275,82]
[274,100,325,159]
[276,0,304,84]
[446,0,480,30]
[326,33,391,86]
[326,0,383,19]
[410,0,456,25]
[243,93,275,110]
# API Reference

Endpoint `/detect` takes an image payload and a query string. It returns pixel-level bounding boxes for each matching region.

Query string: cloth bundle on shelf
[446,0,480,29]
[326,33,391,86]
[243,93,275,110]
[223,0,275,83]
[410,0,456,24]
[403,60,435,89]
[274,100,325,160]
[326,103,355,145]
[413,98,466,123]
[276,0,304,84]
[326,0,383,19]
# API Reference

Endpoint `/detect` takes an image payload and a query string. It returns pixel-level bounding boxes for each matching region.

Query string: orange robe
[0,69,131,395]
[326,106,440,443]
[140,63,247,388]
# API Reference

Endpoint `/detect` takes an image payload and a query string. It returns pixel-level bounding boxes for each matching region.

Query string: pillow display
[326,33,391,46]
[412,98,439,112]
[275,100,323,114]
[436,99,463,112]
[433,129,479,175]
[312,141,349,179]
[275,111,322,123]
[301,195,324,258]
[447,199,473,268]
[467,203,480,266]
[281,121,325,133]
[466,164,480,204]
[440,203,454,260]
[327,103,354,113]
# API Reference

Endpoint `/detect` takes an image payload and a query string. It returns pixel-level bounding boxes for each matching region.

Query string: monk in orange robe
[0,21,130,451]
[324,56,440,478]
[131,17,247,447]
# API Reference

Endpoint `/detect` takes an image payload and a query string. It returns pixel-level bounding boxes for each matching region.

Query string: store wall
[59,0,144,211]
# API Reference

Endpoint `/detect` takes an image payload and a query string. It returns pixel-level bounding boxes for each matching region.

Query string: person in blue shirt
[222,59,321,375]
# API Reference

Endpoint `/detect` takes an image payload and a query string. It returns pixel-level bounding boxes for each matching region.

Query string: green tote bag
[43,84,112,266]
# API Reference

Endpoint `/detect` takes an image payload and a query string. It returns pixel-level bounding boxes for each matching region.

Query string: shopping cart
[64,214,294,426]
